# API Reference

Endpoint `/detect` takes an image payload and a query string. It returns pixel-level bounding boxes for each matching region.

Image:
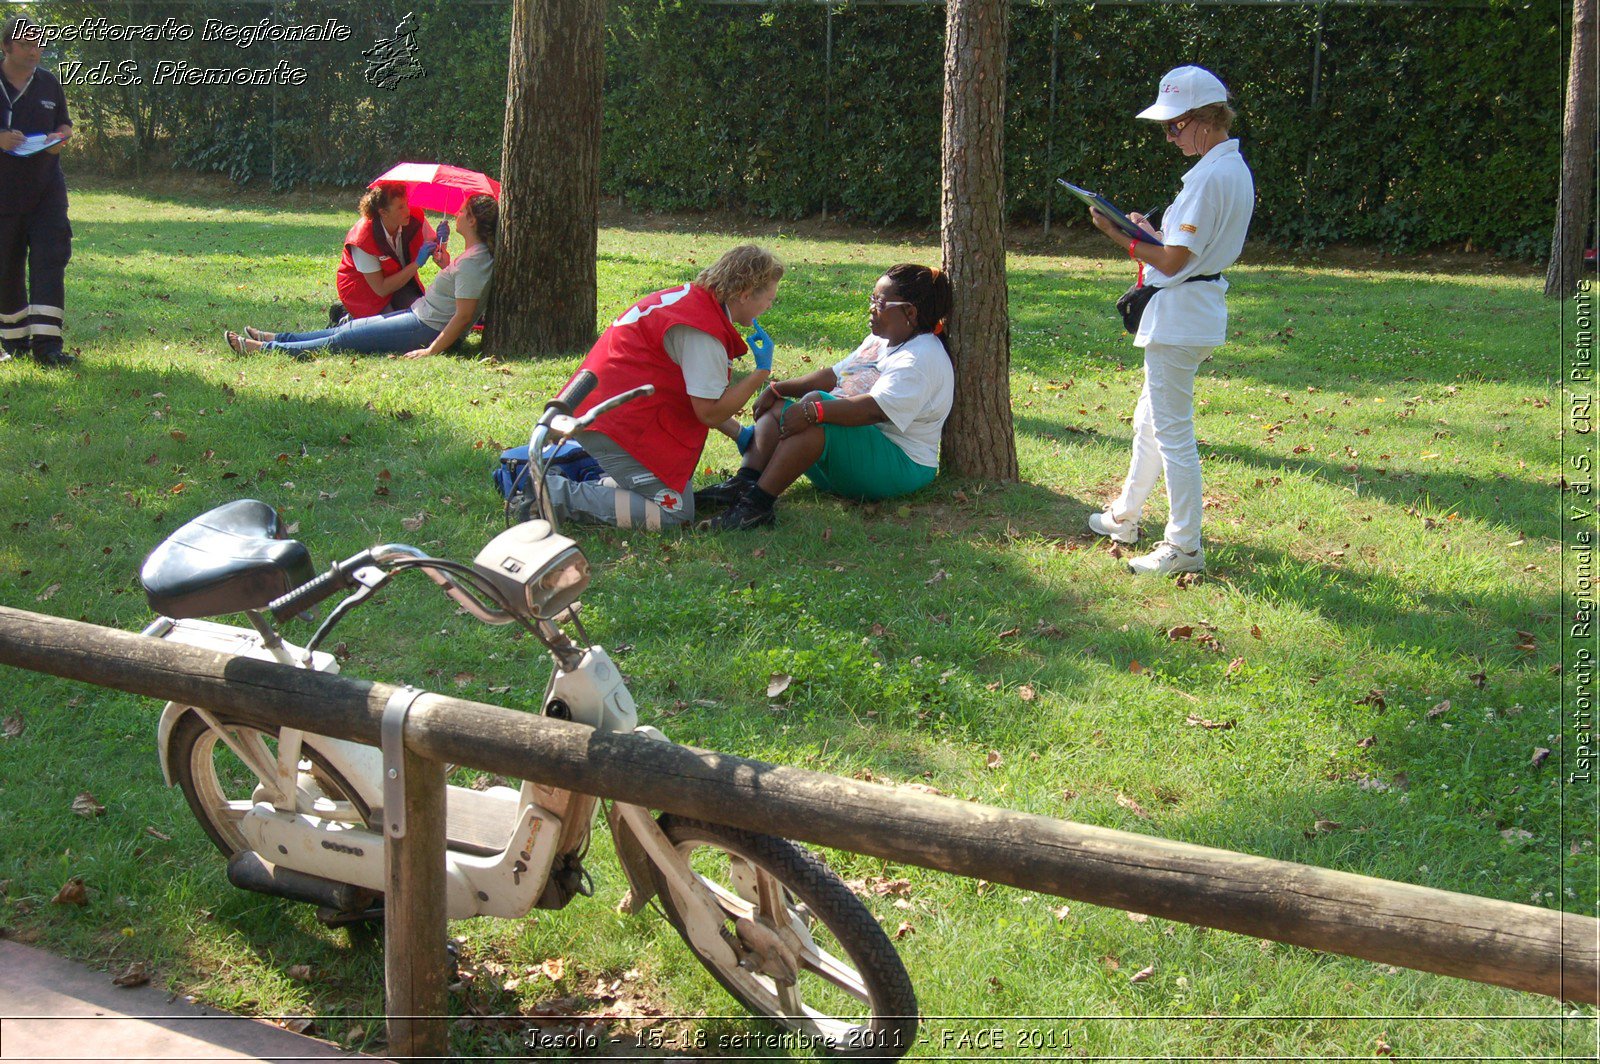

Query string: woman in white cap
[1083,65,1254,576]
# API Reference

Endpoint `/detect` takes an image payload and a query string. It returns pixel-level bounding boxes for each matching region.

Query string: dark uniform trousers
[0,179,72,357]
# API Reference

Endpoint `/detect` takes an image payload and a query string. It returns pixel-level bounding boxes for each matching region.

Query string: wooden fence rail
[1,606,1594,1057]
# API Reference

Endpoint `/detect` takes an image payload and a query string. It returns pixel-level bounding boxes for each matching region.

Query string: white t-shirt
[663,323,732,399]
[831,332,954,468]
[1136,138,1255,349]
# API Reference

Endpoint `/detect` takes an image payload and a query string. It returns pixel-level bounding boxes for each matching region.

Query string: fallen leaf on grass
[36,582,61,602]
[1167,625,1193,640]
[1375,1032,1393,1056]
[1052,904,1071,921]
[287,964,313,981]
[1310,820,1342,834]
[766,673,793,699]
[1129,964,1155,983]
[401,513,427,532]
[71,793,105,818]
[997,626,1021,640]
[1034,620,1064,638]
[1250,624,1263,639]
[1116,794,1152,819]
[1017,684,1037,702]
[1356,689,1387,710]
[2,714,24,739]
[1225,656,1244,677]
[282,1017,314,1035]
[168,430,187,443]
[985,751,1003,770]
[893,921,915,940]
[1101,955,1121,972]
[1184,714,1234,730]
[1531,747,1551,768]
[1128,660,1145,674]
[1426,700,1450,720]
[541,957,566,981]
[52,877,88,906]
[1356,735,1377,749]
[1126,912,1149,924]
[1500,828,1534,842]
[112,961,150,988]
[144,827,171,841]
[924,569,948,586]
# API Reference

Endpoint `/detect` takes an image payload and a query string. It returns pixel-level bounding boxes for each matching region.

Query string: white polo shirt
[1136,138,1255,349]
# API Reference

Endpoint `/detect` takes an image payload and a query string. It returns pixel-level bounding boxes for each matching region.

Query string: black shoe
[695,472,757,510]
[703,494,775,531]
[31,347,76,368]
[328,301,347,328]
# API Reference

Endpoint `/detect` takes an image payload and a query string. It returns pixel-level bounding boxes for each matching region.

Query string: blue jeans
[266,309,440,356]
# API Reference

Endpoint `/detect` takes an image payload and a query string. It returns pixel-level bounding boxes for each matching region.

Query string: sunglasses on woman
[868,295,914,312]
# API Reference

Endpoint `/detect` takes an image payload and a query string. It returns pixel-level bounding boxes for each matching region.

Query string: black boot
[695,467,759,510]
[31,346,76,368]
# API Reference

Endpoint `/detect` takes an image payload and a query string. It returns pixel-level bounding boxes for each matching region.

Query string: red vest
[336,209,429,320]
[572,283,749,493]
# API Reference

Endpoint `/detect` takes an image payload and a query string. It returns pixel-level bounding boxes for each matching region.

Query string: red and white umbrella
[368,162,501,214]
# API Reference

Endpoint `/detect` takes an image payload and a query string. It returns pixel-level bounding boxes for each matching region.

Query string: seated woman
[226,193,495,360]
[333,182,434,325]
[700,263,953,531]
[543,243,783,531]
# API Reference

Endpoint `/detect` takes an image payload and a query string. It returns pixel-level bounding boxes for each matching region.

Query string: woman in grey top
[227,193,496,360]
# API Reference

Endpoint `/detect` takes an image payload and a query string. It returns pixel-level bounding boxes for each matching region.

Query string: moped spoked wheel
[649,815,917,1059]
[167,709,373,857]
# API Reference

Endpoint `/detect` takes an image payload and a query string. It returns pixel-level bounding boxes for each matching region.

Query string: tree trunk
[1546,0,1596,298]
[939,0,1019,481]
[487,0,604,356]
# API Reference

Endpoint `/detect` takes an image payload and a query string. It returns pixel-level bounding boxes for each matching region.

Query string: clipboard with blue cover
[1057,179,1164,246]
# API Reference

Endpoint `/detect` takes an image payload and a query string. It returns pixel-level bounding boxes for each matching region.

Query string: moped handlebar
[547,369,598,416]
[268,551,374,621]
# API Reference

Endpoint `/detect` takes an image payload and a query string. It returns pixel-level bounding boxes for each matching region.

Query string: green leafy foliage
[29,0,1561,256]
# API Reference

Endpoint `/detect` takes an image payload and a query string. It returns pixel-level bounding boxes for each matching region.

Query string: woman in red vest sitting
[331,182,440,325]
[548,244,783,531]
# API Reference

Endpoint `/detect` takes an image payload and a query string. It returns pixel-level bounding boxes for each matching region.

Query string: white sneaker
[1128,541,1205,576]
[1088,509,1140,545]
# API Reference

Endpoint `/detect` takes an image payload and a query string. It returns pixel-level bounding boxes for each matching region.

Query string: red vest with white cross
[571,283,748,493]
[336,209,430,320]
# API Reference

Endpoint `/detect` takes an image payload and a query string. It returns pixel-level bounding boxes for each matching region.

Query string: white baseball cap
[1136,66,1229,122]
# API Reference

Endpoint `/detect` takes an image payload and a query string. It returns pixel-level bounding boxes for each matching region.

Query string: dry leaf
[71,792,105,818]
[1500,828,1533,842]
[984,751,1003,770]
[1184,714,1234,730]
[541,957,566,981]
[287,964,313,981]
[924,569,948,586]
[1312,820,1342,834]
[52,877,88,906]
[1167,625,1193,640]
[1356,689,1387,710]
[1250,624,1263,639]
[144,826,172,841]
[168,430,187,443]
[1052,904,1071,921]
[1356,735,1377,749]
[112,961,151,988]
[893,921,915,940]
[766,673,793,699]
[1531,747,1551,768]
[1375,1032,1393,1056]
[283,1017,313,1035]
[1129,963,1155,983]
[1126,911,1149,924]
[1225,656,1244,677]
[1116,793,1152,819]
[36,582,61,602]
[1426,700,1451,720]
[997,626,1021,640]
[869,622,889,637]
[401,513,427,532]
[1101,955,1121,972]
[3,714,24,739]
[1017,684,1037,702]
[1128,660,1144,674]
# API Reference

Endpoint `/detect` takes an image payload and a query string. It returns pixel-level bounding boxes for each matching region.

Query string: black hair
[883,263,954,338]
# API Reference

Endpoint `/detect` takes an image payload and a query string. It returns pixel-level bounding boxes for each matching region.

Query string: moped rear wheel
[649,815,917,1059]
[166,709,373,856]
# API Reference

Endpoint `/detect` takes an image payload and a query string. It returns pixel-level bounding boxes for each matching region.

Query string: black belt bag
[1116,272,1222,334]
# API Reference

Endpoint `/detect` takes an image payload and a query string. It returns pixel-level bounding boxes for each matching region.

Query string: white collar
[1181,138,1240,184]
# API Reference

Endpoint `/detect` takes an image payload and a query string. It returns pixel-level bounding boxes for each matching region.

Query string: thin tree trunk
[1546,0,1596,298]
[488,0,604,356]
[939,0,1019,481]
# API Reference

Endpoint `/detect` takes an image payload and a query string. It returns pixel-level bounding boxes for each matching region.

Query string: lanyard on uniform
[1,72,33,131]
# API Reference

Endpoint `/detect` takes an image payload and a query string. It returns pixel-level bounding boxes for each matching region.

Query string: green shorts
[783,393,938,501]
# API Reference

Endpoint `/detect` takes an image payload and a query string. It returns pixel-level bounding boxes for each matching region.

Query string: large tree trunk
[487,0,604,356]
[939,0,1019,481]
[1546,0,1596,298]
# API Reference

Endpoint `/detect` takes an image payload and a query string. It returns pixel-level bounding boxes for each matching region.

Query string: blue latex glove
[414,241,437,267]
[747,320,774,371]
[736,424,755,455]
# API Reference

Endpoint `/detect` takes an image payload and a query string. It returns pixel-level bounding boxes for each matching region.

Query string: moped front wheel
[649,815,917,1059]
[166,709,373,856]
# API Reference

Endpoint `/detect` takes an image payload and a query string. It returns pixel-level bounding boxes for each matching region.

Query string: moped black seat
[141,500,315,619]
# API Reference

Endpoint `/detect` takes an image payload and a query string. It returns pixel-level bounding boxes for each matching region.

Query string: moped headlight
[473,522,590,618]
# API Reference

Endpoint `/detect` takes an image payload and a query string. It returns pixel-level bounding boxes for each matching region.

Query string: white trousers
[1110,343,1213,553]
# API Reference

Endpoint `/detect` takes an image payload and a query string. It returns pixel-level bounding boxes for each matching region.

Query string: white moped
[136,371,917,1057]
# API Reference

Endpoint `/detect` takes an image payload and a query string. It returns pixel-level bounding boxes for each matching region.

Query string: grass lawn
[0,178,1591,1059]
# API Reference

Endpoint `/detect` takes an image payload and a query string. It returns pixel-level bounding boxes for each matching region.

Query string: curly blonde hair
[695,244,785,303]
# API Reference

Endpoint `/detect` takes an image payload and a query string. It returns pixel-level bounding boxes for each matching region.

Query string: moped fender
[607,801,659,914]
[610,803,739,970]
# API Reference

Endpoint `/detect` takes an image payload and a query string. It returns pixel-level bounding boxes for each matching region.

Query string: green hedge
[35,0,1563,256]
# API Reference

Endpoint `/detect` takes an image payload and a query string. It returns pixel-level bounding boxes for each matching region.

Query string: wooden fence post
[383,749,448,1061]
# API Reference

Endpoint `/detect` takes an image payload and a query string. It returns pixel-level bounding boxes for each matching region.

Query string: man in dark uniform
[0,16,74,368]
